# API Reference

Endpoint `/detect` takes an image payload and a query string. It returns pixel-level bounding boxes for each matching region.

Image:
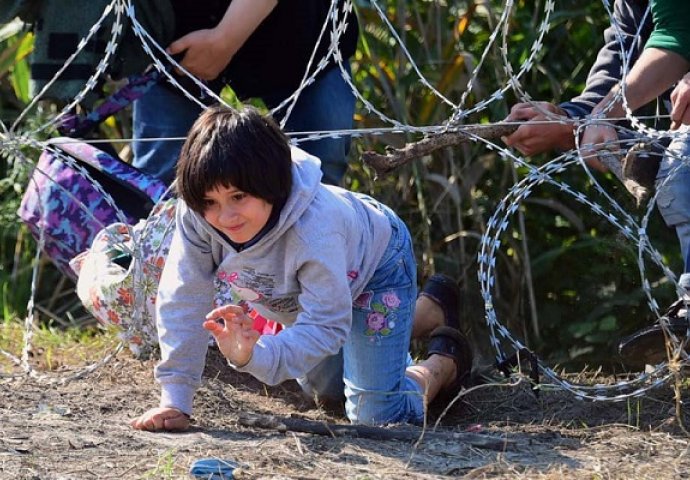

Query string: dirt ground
[2,345,690,480]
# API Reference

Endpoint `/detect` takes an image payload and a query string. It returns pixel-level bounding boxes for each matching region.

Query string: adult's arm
[167,0,278,80]
[581,0,690,166]
[560,0,652,118]
[589,0,690,119]
[592,47,690,120]
[643,0,690,128]
[581,47,690,170]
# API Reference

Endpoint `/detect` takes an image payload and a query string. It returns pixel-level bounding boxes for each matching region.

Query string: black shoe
[618,299,690,369]
[427,326,473,403]
[419,274,460,330]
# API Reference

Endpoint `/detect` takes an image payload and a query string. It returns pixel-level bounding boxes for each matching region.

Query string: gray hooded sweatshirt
[155,147,392,414]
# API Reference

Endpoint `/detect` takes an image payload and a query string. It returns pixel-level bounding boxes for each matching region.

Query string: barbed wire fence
[0,0,688,404]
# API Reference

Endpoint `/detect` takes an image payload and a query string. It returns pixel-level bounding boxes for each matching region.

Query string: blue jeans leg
[298,210,424,423]
[343,210,424,425]
[267,65,355,186]
[656,130,690,271]
[132,83,203,186]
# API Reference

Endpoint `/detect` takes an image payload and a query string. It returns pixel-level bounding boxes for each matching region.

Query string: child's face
[202,184,272,244]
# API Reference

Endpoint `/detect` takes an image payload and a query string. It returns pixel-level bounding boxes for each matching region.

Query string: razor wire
[0,0,688,402]
[475,133,680,401]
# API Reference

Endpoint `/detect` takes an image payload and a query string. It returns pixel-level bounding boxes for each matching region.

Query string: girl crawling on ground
[131,105,472,431]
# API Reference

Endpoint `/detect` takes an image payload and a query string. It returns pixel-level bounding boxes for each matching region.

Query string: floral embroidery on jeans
[364,291,400,337]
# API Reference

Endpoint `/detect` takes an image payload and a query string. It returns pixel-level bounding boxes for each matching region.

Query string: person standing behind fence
[578,0,690,266]
[502,0,690,263]
[133,0,359,186]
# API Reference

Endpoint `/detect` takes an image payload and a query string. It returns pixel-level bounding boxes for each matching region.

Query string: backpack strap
[57,69,161,138]
[48,138,169,203]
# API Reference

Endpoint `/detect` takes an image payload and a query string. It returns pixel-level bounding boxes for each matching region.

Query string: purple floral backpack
[17,72,169,280]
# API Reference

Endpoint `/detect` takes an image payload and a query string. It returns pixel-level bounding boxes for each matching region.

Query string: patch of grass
[0,317,120,372]
[141,449,180,479]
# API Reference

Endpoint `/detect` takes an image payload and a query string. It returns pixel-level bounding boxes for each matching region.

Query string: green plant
[627,397,642,429]
[141,450,179,479]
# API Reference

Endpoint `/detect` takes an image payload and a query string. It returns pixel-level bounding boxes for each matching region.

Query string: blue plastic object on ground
[189,458,238,479]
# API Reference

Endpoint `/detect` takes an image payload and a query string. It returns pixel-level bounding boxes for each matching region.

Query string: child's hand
[130,407,190,432]
[204,305,260,367]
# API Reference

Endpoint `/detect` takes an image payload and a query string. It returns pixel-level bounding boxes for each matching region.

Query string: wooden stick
[237,413,513,451]
[597,145,657,206]
[360,123,518,177]
[360,123,658,206]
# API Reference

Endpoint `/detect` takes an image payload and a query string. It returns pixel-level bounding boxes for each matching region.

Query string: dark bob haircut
[176,105,293,213]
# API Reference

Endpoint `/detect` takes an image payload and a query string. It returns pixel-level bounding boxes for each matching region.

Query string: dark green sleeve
[646,0,690,62]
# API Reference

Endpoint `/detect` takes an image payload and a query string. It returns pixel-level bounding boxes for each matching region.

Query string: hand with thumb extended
[204,305,259,367]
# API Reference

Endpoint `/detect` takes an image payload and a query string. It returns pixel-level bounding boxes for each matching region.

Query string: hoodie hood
[262,146,324,244]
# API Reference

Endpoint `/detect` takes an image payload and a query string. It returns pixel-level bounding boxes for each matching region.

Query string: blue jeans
[656,128,690,272]
[132,66,355,186]
[299,207,424,425]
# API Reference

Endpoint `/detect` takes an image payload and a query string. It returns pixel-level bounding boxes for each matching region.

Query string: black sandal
[618,299,690,369]
[418,274,460,330]
[427,326,473,402]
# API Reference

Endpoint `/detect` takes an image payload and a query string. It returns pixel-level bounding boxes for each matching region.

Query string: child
[131,106,472,431]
